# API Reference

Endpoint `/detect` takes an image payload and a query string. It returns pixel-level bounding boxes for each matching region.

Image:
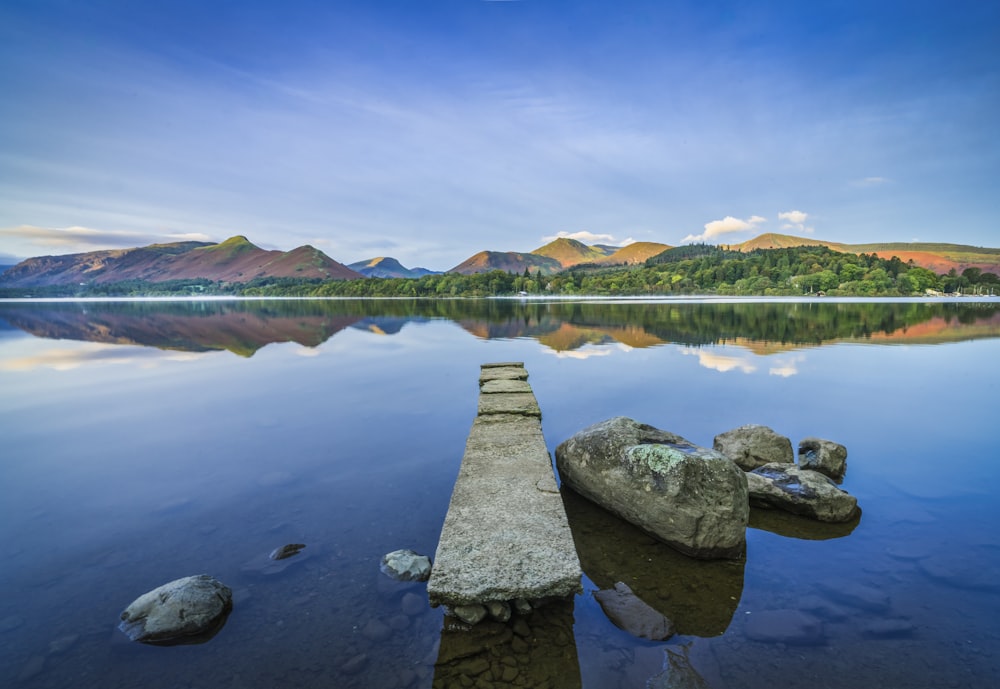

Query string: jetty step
[427,363,582,620]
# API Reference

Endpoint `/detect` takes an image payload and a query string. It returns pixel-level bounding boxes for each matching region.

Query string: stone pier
[427,363,582,623]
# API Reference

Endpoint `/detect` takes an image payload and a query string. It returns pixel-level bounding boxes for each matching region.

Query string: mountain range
[347,257,439,279]
[1,232,998,288]
[0,235,361,287]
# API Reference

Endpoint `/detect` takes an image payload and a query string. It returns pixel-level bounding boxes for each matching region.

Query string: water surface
[1,298,998,688]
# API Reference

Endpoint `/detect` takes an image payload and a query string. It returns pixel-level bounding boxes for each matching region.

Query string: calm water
[1,298,998,688]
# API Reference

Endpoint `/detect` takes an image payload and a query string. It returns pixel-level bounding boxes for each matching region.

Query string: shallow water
[0,298,998,688]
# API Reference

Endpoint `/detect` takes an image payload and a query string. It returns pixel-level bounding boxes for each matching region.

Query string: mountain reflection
[1,299,999,357]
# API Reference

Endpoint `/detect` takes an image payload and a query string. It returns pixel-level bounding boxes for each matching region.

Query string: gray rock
[380,549,432,582]
[486,600,512,622]
[798,437,848,480]
[118,574,232,644]
[747,463,859,522]
[593,582,674,641]
[555,417,748,559]
[453,604,488,625]
[714,424,794,471]
[744,609,825,645]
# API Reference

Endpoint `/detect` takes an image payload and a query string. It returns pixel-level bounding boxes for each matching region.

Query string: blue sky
[1,0,997,269]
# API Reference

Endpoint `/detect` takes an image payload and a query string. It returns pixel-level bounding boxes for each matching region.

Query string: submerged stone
[118,574,232,644]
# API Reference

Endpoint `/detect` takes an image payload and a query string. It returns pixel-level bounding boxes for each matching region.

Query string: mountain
[596,242,673,266]
[531,237,614,268]
[731,233,841,252]
[448,251,563,275]
[732,233,1000,274]
[0,236,362,287]
[348,257,439,279]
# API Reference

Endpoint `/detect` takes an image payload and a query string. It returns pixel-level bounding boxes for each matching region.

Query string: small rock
[744,609,825,645]
[798,438,848,480]
[714,424,794,471]
[270,543,306,560]
[453,604,488,625]
[380,549,432,582]
[594,582,674,641]
[118,574,232,644]
[486,600,511,622]
[513,599,532,615]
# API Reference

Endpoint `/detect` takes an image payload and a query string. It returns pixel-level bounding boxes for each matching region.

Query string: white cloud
[681,215,766,244]
[0,225,214,257]
[777,210,814,234]
[541,230,635,246]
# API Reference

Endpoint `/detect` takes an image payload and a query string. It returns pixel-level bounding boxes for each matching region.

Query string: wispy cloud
[777,210,814,234]
[681,215,766,244]
[851,176,891,187]
[0,225,213,256]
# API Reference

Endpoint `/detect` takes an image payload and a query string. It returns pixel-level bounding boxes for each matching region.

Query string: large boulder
[747,463,858,522]
[798,437,848,480]
[713,424,793,471]
[555,417,748,560]
[118,575,232,644]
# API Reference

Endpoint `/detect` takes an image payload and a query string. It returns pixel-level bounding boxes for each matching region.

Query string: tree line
[2,245,997,298]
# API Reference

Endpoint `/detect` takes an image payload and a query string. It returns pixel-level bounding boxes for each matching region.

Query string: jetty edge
[427,362,582,623]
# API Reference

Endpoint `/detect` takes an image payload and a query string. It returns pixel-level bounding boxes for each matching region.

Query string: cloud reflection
[0,343,207,372]
[769,354,806,377]
[541,344,631,360]
[682,348,757,374]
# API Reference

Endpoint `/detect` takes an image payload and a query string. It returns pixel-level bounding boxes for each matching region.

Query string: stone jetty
[427,363,582,623]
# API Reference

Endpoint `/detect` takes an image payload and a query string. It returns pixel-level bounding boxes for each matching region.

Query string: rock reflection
[433,599,581,689]
[749,506,861,540]
[561,488,744,638]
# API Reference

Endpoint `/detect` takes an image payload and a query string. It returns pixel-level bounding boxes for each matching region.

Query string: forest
[2,245,997,299]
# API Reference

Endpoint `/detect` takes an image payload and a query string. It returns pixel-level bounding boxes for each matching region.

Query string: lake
[1,297,998,688]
